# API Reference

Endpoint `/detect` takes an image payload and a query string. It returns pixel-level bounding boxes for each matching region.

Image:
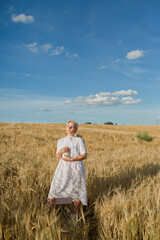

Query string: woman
[47,120,87,220]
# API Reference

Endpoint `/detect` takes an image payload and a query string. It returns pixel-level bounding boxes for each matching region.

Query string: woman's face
[66,122,76,136]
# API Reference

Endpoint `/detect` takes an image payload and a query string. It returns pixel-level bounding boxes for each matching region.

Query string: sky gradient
[0,0,160,125]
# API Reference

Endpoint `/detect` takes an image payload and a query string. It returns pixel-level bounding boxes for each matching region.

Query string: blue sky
[0,0,160,125]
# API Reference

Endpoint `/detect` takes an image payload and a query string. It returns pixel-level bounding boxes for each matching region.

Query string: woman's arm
[62,153,87,162]
[56,152,62,161]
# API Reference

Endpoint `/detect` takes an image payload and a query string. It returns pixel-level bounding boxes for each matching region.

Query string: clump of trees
[84,122,118,125]
[104,122,113,125]
[84,122,92,124]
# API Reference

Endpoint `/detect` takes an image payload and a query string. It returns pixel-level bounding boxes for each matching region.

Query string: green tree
[104,122,113,125]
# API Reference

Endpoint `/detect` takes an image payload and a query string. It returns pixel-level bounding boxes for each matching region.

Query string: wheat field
[0,122,160,240]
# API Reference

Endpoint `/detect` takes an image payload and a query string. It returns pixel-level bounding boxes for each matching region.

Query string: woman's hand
[56,147,70,161]
[59,147,70,154]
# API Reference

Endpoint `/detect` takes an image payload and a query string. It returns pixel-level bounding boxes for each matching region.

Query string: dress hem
[47,197,87,206]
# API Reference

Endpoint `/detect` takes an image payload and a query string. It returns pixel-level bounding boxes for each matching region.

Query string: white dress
[48,136,87,206]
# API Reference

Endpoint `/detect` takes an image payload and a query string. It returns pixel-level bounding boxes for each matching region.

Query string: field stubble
[0,123,160,239]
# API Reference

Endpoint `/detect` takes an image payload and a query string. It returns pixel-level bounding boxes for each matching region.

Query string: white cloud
[26,42,38,53]
[97,65,109,70]
[118,40,122,45]
[12,13,34,23]
[115,59,121,63]
[126,49,145,60]
[8,6,14,14]
[66,52,78,58]
[70,53,78,58]
[112,90,138,96]
[25,43,77,58]
[132,67,147,73]
[41,43,53,52]
[51,46,64,55]
[66,90,141,107]
[25,73,31,77]
[65,100,72,104]
[120,97,141,104]
[6,72,17,76]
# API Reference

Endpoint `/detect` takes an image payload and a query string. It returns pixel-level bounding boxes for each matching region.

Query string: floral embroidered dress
[48,136,87,206]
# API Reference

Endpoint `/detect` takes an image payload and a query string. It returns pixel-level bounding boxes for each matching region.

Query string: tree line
[84,122,118,125]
